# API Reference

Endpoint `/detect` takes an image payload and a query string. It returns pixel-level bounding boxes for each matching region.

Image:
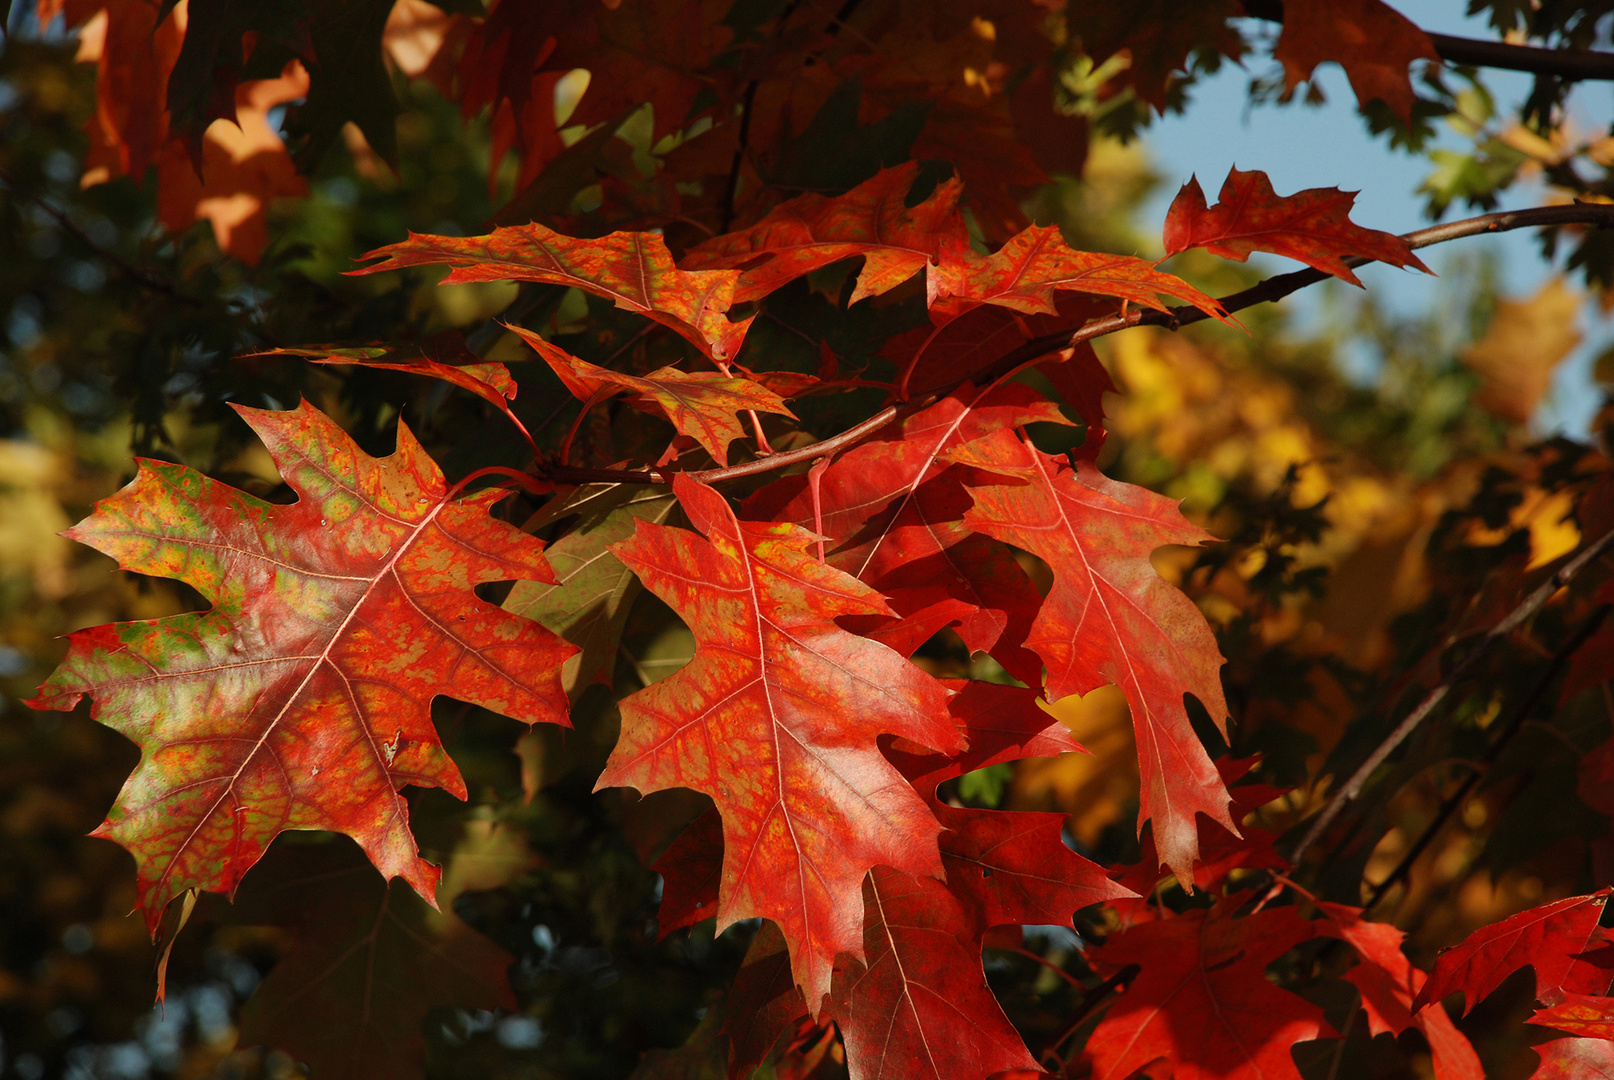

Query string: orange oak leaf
[828,867,1040,1080]
[508,325,794,465]
[1529,1037,1614,1080]
[1163,167,1431,287]
[596,475,960,1012]
[349,223,752,362]
[1413,889,1614,1016]
[932,223,1227,325]
[945,428,1233,882]
[1274,0,1440,127]
[744,385,1064,687]
[1319,903,1483,1080]
[680,162,965,306]
[27,401,574,930]
[253,332,522,424]
[1082,901,1333,1080]
[1532,993,1614,1039]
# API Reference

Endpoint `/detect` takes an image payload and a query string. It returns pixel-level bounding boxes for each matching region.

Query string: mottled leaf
[351,223,752,362]
[945,428,1232,881]
[510,325,794,465]
[597,475,959,1012]
[28,401,573,928]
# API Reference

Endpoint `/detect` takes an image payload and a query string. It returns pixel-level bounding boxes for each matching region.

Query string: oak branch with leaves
[12,1,1614,1079]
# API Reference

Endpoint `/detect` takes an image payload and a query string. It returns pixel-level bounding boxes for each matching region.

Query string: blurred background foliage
[2,3,1614,1080]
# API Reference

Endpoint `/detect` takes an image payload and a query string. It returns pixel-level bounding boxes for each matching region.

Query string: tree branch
[1286,527,1614,870]
[544,202,1614,489]
[1360,603,1613,913]
[1239,1,1614,82]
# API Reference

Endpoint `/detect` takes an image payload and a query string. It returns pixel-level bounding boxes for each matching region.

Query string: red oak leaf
[1114,758,1289,907]
[744,385,1063,686]
[886,680,1084,798]
[1274,0,1441,127]
[1532,993,1614,1039]
[1318,903,1483,1080]
[727,921,810,1080]
[1412,889,1614,1016]
[27,401,573,929]
[350,223,752,362]
[1529,1037,1614,1080]
[1163,168,1431,287]
[652,805,724,940]
[829,867,1039,1080]
[945,428,1233,881]
[251,333,527,437]
[597,475,960,1012]
[1082,901,1332,1080]
[931,223,1227,326]
[509,325,794,465]
[933,802,1128,934]
[681,162,965,306]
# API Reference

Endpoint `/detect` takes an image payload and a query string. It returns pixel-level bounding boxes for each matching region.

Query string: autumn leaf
[744,385,1065,687]
[885,680,1086,799]
[1274,0,1440,127]
[1532,993,1614,1039]
[596,474,959,1012]
[1459,278,1584,425]
[1318,902,1483,1080]
[933,223,1227,325]
[350,223,752,362]
[727,921,810,1080]
[1412,889,1614,1016]
[828,867,1039,1080]
[505,484,678,702]
[945,428,1233,881]
[932,802,1127,934]
[680,162,964,305]
[253,332,524,430]
[1082,901,1332,1080]
[509,325,794,465]
[223,839,514,1080]
[27,401,574,929]
[1163,167,1432,287]
[651,805,724,940]
[1529,1037,1614,1080]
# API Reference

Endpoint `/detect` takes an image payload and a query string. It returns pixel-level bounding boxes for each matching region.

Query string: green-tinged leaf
[28,401,574,929]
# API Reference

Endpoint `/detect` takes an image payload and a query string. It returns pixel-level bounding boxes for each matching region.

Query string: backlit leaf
[1163,167,1432,287]
[1082,901,1332,1080]
[945,428,1233,881]
[350,223,753,362]
[28,401,574,929]
[510,326,794,465]
[597,475,959,1012]
[1412,889,1613,1016]
[1274,0,1440,126]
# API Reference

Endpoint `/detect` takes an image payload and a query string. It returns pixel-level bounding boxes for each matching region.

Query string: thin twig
[1360,603,1614,913]
[1287,530,1614,869]
[544,202,1614,489]
[1239,0,1614,82]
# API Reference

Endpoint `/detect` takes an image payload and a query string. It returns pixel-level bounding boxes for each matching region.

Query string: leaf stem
[543,202,1614,488]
